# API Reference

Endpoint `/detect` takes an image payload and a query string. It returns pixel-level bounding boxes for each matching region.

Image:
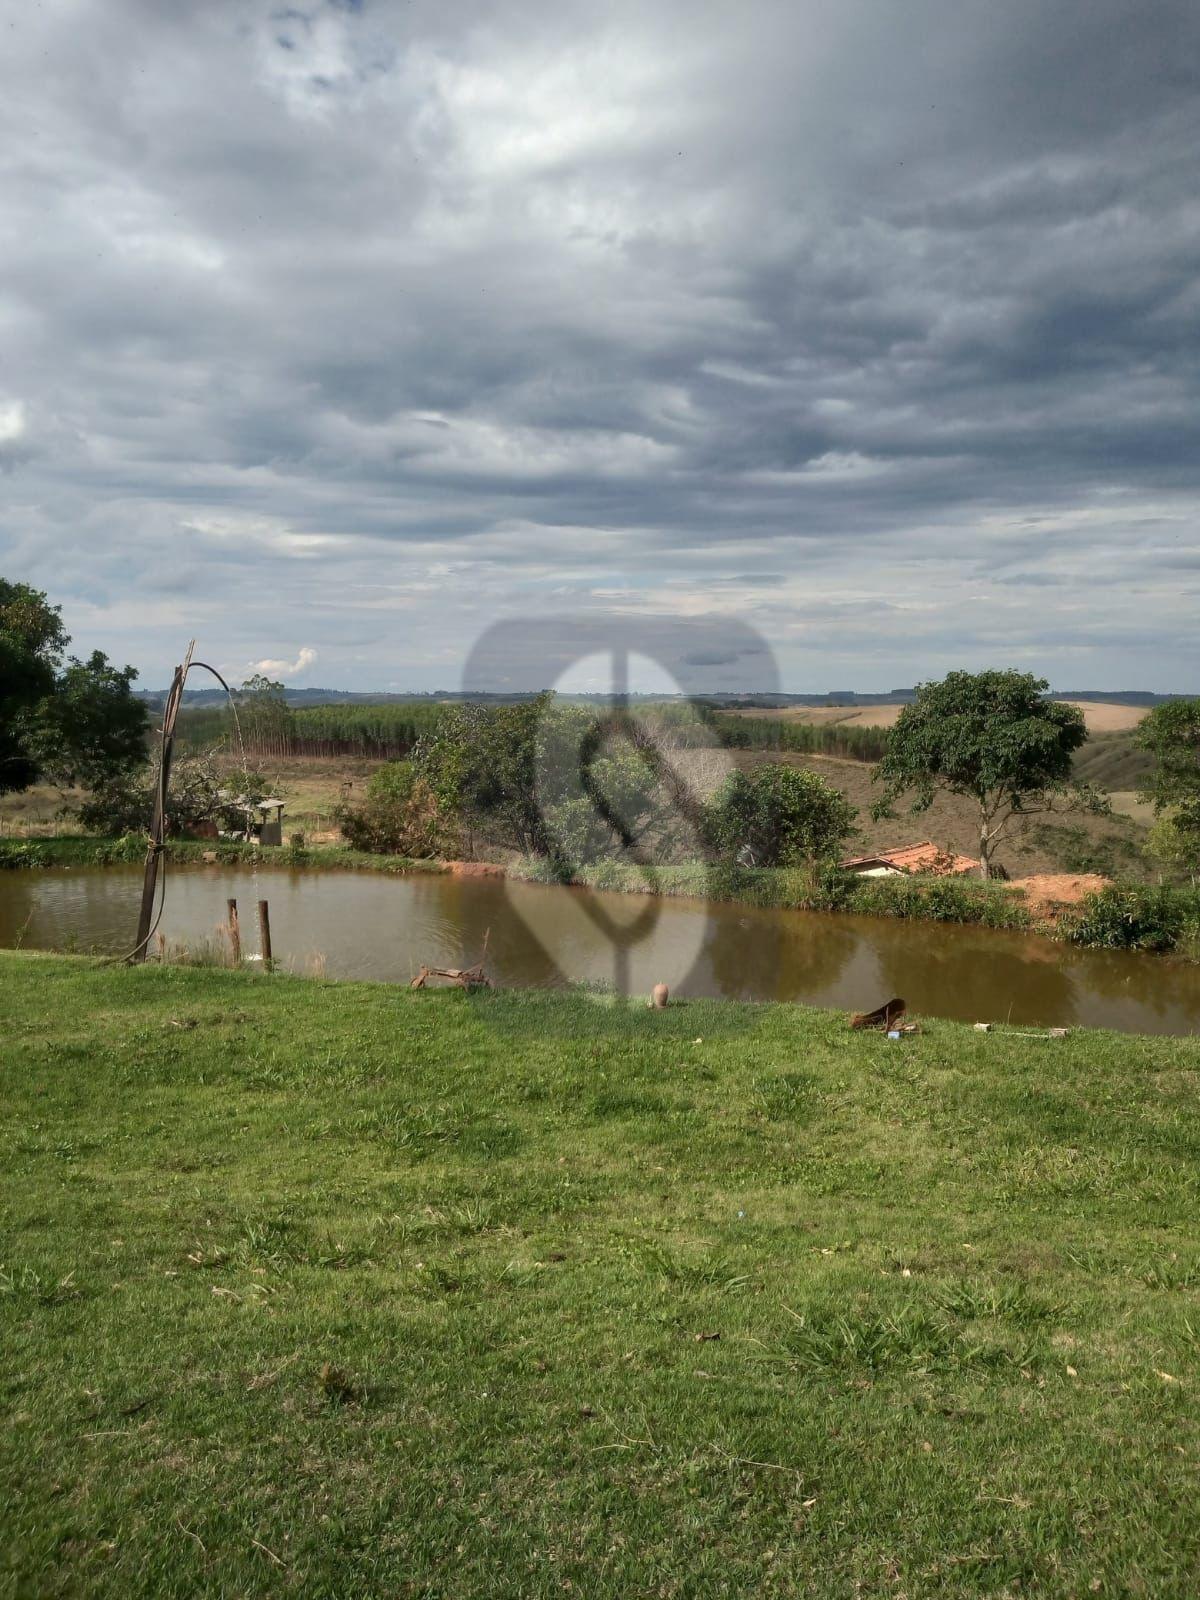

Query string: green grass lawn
[2,954,1199,1598]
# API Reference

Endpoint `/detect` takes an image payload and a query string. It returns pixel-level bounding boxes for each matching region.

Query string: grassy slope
[729,750,1148,876]
[1073,731,1153,793]
[3,957,1200,1597]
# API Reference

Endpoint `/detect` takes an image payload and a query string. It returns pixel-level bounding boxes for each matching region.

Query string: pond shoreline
[3,856,1199,1031]
[2,833,1197,963]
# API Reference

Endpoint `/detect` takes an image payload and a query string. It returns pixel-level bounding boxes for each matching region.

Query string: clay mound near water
[1006,873,1111,920]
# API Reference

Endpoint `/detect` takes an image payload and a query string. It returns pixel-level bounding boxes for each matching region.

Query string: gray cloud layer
[2,0,1198,688]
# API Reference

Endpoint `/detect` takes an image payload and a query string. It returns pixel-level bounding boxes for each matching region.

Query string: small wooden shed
[222,796,286,846]
[252,799,285,847]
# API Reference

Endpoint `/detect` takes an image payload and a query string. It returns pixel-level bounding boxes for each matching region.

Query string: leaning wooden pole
[130,639,195,964]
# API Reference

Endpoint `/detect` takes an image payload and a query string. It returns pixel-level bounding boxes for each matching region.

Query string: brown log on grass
[849,997,907,1030]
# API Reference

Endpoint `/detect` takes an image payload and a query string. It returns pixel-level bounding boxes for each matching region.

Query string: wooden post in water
[130,639,195,963]
[227,899,241,964]
[257,900,273,970]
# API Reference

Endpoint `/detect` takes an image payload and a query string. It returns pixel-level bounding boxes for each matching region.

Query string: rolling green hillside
[1072,730,1153,791]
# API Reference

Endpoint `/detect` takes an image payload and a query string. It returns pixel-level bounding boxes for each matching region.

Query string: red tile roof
[841,841,980,875]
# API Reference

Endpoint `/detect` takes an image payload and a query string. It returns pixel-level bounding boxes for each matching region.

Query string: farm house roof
[840,841,980,875]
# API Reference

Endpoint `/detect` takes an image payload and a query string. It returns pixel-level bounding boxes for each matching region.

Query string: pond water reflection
[1,865,1198,1035]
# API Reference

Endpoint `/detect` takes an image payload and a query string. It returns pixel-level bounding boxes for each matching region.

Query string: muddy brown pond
[2,865,1199,1035]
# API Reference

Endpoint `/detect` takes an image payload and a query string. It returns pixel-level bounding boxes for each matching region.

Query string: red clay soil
[1005,873,1110,920]
[442,860,507,878]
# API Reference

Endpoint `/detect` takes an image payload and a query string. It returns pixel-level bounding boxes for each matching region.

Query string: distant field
[731,701,1149,733]
[732,704,909,729]
[0,784,81,838]
[1058,700,1149,732]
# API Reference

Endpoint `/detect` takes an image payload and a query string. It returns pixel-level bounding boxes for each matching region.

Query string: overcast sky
[2,0,1198,692]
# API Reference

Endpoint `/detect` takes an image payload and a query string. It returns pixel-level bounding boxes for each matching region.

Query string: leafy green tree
[236,674,293,749]
[1146,816,1198,886]
[872,670,1092,879]
[706,765,857,869]
[26,651,147,792]
[1,580,68,793]
[365,760,416,804]
[334,761,455,858]
[413,696,674,863]
[78,748,276,839]
[1137,699,1200,878]
[0,579,146,796]
[538,706,672,865]
[416,696,552,856]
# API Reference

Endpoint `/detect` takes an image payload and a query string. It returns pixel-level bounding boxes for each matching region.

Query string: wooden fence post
[257,900,273,970]
[227,898,241,964]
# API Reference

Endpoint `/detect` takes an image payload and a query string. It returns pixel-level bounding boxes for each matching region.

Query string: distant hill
[140,686,691,710]
[1072,731,1155,790]
[141,687,473,711]
[1048,691,1189,707]
[140,685,1197,712]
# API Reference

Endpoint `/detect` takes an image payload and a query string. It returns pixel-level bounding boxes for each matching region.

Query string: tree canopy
[78,749,276,839]
[706,765,857,869]
[413,696,673,864]
[872,670,1090,878]
[415,695,553,857]
[1137,698,1200,875]
[0,580,147,796]
[334,760,456,859]
[235,674,293,747]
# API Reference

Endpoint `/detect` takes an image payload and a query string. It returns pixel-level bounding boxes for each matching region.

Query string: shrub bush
[76,748,278,839]
[365,761,418,805]
[1057,885,1194,952]
[89,834,146,865]
[847,874,1030,928]
[706,766,857,869]
[0,841,52,869]
[0,835,145,869]
[284,829,309,864]
[335,770,455,858]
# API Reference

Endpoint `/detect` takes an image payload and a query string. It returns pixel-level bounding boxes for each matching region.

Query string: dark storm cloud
[1,0,1198,688]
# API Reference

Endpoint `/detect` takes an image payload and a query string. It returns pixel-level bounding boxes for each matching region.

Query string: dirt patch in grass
[1006,873,1112,920]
